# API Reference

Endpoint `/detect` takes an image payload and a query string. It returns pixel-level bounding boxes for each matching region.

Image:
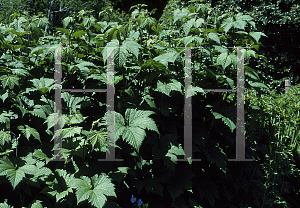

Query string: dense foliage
[0,0,299,207]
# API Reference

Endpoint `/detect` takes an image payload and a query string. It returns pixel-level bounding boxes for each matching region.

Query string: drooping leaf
[153,50,180,67]
[216,52,231,70]
[0,75,19,89]
[207,33,220,45]
[17,125,41,143]
[249,32,267,43]
[210,106,236,133]
[155,79,182,96]
[195,18,205,28]
[221,17,234,34]
[62,16,74,28]
[183,18,195,36]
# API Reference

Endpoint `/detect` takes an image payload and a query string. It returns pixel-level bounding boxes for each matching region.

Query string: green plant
[1,1,299,208]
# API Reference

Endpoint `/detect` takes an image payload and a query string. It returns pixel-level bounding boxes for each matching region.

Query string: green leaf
[233,20,246,30]
[247,21,256,29]
[55,27,70,36]
[167,169,195,201]
[194,36,204,45]
[113,109,159,152]
[0,200,13,208]
[68,111,88,125]
[44,112,69,130]
[29,108,46,119]
[62,92,86,113]
[216,52,231,70]
[30,78,54,94]
[153,50,180,67]
[142,59,166,71]
[248,81,268,89]
[0,90,9,103]
[249,32,267,43]
[87,129,107,150]
[70,174,116,208]
[244,49,256,60]
[53,127,82,140]
[0,131,11,146]
[236,13,253,21]
[122,40,142,60]
[183,18,195,36]
[182,36,203,47]
[155,79,182,96]
[62,16,74,28]
[30,200,43,208]
[83,15,96,28]
[229,53,237,66]
[0,156,35,189]
[33,149,50,160]
[245,66,259,79]
[165,144,185,163]
[173,8,189,23]
[221,17,233,34]
[17,125,41,143]
[70,61,97,77]
[0,75,19,89]
[205,142,227,170]
[72,30,86,39]
[102,39,119,64]
[195,18,205,28]
[207,33,220,45]
[183,36,194,47]
[210,106,236,133]
[10,68,31,77]
[140,16,156,30]
[102,39,141,68]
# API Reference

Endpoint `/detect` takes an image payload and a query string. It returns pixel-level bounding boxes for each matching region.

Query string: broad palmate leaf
[17,125,41,143]
[110,109,159,152]
[69,174,116,208]
[0,156,35,189]
[0,75,19,89]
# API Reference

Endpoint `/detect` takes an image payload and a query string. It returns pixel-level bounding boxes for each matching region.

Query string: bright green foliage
[114,109,159,152]
[0,0,299,208]
[17,125,41,143]
[69,174,116,208]
[155,79,182,97]
[0,75,19,89]
[0,156,35,189]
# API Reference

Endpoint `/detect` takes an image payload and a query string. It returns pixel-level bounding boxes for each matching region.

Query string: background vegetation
[0,0,299,207]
